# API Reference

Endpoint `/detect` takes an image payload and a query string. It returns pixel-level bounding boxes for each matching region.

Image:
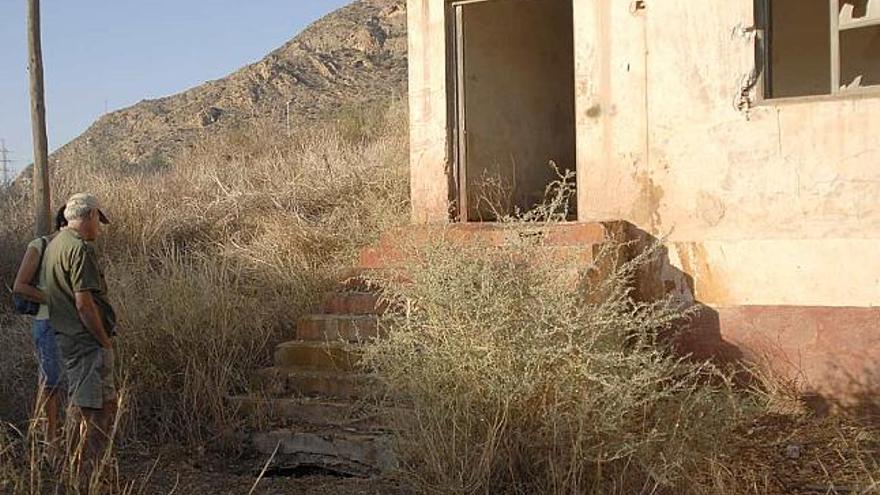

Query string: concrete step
[231,396,395,432]
[252,428,396,477]
[253,367,377,400]
[273,341,361,371]
[358,246,397,270]
[321,291,385,315]
[357,223,629,271]
[374,222,626,250]
[296,314,381,342]
[356,244,614,293]
[339,268,404,291]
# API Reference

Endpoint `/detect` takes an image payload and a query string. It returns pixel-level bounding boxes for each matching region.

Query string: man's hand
[75,291,112,348]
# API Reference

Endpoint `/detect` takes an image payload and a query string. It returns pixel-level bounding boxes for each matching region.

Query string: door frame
[448,0,507,222]
[446,0,578,223]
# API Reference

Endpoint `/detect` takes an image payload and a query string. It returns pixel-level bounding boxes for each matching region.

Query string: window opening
[764,0,880,98]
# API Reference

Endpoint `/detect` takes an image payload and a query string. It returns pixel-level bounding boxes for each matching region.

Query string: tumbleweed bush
[363,228,755,495]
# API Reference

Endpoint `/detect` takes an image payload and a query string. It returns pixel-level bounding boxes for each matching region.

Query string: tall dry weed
[363,230,755,495]
[0,102,409,448]
[0,376,148,495]
[0,317,36,424]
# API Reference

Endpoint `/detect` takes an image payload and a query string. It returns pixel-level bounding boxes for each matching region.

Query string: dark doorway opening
[450,0,577,221]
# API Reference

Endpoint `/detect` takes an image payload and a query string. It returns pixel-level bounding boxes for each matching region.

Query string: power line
[0,139,12,186]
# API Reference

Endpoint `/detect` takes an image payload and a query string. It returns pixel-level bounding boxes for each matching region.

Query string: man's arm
[75,291,112,349]
[13,246,47,303]
[71,243,111,348]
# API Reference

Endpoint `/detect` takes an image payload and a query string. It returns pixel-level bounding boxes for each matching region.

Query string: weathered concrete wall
[407,0,880,392]
[576,0,880,393]
[410,0,880,233]
[407,0,451,223]
[574,0,648,227]
[461,0,575,219]
[577,0,880,297]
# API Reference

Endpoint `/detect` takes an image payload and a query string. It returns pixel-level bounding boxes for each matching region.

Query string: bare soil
[118,412,879,495]
[720,413,880,494]
[119,449,410,495]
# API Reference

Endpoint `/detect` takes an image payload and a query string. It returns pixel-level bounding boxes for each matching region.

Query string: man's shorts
[61,344,117,410]
[31,319,62,388]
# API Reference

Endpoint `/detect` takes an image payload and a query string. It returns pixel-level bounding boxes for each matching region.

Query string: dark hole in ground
[260,464,357,479]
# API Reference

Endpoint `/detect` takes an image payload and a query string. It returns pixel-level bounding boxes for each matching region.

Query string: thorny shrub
[362,229,756,495]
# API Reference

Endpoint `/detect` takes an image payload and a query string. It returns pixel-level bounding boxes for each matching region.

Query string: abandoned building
[406,0,880,395]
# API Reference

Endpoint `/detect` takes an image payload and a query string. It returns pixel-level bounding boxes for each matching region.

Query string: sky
[0,0,351,176]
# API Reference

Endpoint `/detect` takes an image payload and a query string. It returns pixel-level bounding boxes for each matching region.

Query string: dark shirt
[43,228,116,355]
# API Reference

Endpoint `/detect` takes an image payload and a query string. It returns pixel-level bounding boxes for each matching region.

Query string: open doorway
[450,0,577,222]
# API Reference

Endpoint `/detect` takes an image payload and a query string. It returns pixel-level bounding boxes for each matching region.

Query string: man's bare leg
[44,387,60,442]
[76,401,116,490]
[101,399,117,439]
[78,406,111,476]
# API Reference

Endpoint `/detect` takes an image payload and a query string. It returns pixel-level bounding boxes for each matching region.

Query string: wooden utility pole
[28,0,51,235]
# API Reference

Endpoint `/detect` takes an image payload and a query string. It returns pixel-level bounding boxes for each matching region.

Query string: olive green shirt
[43,228,116,355]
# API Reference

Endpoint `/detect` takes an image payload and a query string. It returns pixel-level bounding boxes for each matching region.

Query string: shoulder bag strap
[33,237,47,285]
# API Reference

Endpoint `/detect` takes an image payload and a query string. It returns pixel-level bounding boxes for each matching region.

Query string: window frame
[758,0,880,103]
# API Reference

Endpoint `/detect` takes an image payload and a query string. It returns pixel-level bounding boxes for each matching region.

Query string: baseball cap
[65,193,110,224]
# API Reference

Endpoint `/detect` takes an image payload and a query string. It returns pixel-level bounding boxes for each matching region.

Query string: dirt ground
[12,412,878,494]
[117,412,880,495]
[117,450,410,495]
[720,413,880,495]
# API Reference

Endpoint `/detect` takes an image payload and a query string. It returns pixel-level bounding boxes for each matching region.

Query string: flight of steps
[237,286,394,477]
[235,221,631,477]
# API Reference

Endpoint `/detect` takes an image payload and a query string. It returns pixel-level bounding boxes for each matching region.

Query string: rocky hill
[51,0,407,170]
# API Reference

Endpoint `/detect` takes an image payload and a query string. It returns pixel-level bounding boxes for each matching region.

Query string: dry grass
[0,102,409,452]
[362,225,880,495]
[363,233,755,494]
[3,98,880,494]
[0,379,151,495]
[0,317,36,423]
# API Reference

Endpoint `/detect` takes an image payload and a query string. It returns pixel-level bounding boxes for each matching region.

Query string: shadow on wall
[621,223,744,365]
[622,222,880,417]
[811,355,880,419]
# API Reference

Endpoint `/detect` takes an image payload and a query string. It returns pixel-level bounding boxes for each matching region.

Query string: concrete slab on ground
[253,428,396,477]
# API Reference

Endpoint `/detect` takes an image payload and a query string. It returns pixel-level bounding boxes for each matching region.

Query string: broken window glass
[840,25,880,88]
[839,0,880,25]
[763,0,880,98]
[767,0,831,98]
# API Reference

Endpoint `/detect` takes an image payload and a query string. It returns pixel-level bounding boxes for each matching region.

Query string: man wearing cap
[43,193,116,466]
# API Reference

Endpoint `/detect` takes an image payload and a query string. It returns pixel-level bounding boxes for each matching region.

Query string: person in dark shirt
[43,193,115,470]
